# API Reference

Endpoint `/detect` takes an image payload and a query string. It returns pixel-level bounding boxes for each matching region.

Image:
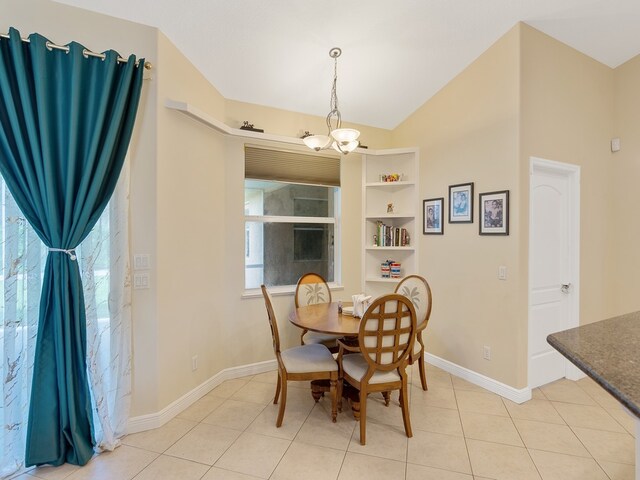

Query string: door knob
[561,283,571,294]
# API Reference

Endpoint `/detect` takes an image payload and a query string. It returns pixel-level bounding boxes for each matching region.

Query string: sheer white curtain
[83,159,132,451]
[0,162,131,477]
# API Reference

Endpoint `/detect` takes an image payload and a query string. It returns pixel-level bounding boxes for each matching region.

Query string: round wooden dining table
[288,301,364,419]
[288,301,360,337]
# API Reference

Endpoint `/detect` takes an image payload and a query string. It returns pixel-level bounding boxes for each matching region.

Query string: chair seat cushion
[281,344,338,374]
[302,331,342,345]
[342,354,401,385]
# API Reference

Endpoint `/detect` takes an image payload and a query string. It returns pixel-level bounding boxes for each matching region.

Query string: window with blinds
[244,146,340,289]
[244,146,340,186]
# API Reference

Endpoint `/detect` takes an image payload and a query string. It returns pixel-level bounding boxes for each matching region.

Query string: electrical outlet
[133,273,150,289]
[483,346,491,360]
[191,355,198,371]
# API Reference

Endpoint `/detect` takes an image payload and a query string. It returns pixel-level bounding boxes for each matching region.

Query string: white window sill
[242,283,344,299]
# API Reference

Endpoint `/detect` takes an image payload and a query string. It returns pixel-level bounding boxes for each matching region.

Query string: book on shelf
[375,221,410,247]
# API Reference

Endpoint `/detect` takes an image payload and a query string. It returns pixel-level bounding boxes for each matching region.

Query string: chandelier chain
[302,46,360,154]
[327,53,341,132]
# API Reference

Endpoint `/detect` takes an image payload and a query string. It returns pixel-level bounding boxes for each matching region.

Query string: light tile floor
[17,363,637,480]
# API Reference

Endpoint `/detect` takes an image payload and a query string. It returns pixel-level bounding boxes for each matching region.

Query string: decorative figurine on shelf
[387,203,394,213]
[373,234,378,246]
[239,121,264,133]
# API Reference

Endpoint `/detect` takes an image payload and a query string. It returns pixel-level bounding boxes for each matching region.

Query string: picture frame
[448,182,474,223]
[423,198,444,235]
[479,190,509,235]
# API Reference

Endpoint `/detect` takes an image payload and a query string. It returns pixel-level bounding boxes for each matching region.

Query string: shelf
[365,276,401,283]
[365,246,414,251]
[365,181,415,187]
[366,214,413,220]
[165,99,392,155]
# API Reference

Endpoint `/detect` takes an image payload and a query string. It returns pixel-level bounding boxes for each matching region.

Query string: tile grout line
[546,383,616,480]
[451,380,476,478]
[500,395,544,480]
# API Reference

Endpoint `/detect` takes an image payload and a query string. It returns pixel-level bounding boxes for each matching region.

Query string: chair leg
[276,377,287,427]
[329,376,338,423]
[400,378,413,438]
[359,388,367,445]
[382,391,391,406]
[336,378,343,413]
[274,370,281,404]
[418,349,428,391]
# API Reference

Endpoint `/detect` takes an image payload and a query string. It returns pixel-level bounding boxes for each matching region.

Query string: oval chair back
[358,294,417,375]
[261,285,281,356]
[394,275,432,391]
[295,273,332,308]
[394,275,432,329]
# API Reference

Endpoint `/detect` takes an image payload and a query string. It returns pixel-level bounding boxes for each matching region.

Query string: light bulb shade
[332,140,359,154]
[303,134,331,151]
[331,128,360,144]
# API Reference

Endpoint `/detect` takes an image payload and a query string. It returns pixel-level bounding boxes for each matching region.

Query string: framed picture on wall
[423,198,444,235]
[479,190,509,235]
[448,182,474,223]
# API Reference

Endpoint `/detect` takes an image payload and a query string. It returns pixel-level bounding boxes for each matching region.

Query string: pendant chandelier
[303,47,360,154]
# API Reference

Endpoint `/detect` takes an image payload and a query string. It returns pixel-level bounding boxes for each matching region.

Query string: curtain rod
[0,32,152,70]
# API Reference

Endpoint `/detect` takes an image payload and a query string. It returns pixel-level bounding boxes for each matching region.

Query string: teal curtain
[0,27,143,467]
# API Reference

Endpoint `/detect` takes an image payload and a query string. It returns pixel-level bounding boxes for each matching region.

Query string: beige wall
[520,23,617,330]
[148,31,376,409]
[611,54,640,314]
[392,23,629,390]
[392,26,522,387]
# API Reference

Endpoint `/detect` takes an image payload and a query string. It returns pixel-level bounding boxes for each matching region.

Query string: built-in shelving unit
[362,148,419,297]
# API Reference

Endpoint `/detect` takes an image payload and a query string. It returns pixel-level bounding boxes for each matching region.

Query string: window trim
[243,185,341,295]
[241,282,344,299]
[244,215,335,224]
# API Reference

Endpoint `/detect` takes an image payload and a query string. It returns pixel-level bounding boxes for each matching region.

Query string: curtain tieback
[48,248,77,261]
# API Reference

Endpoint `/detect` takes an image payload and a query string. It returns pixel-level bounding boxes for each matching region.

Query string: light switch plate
[498,266,507,280]
[133,254,151,270]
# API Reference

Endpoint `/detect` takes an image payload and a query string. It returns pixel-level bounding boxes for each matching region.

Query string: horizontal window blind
[245,146,340,186]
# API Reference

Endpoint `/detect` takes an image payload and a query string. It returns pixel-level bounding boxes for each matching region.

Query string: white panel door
[529,160,579,388]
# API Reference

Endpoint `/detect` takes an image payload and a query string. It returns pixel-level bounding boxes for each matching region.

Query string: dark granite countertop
[547,311,640,419]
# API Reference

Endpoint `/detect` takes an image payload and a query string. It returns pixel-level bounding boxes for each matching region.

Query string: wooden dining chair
[261,285,339,426]
[337,294,417,445]
[395,275,432,391]
[295,273,342,349]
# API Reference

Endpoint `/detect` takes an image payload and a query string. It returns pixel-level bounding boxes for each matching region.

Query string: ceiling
[54,0,640,130]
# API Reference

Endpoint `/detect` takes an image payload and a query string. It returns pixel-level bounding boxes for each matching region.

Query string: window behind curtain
[244,146,341,290]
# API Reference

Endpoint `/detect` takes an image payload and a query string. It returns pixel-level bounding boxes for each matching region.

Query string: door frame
[528,157,582,385]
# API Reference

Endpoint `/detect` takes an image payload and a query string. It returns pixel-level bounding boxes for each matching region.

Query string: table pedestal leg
[310,380,360,420]
[311,382,325,402]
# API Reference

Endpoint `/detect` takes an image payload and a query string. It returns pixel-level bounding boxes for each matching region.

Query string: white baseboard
[565,363,586,382]
[424,353,532,404]
[128,353,533,435]
[127,359,278,434]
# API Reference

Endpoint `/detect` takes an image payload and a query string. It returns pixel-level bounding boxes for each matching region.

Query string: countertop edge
[547,333,640,419]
